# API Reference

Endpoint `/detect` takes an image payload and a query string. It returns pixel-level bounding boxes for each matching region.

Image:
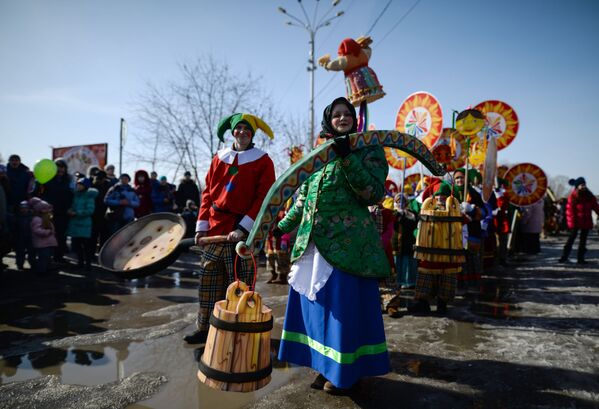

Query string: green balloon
[33,159,58,184]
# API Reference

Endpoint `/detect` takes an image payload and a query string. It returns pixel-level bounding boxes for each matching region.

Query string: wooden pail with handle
[197,280,273,392]
[414,196,466,264]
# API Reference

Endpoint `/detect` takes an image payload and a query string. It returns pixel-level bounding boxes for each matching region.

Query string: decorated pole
[236,130,446,258]
[400,157,407,208]
[482,130,498,202]
[507,210,519,251]
[455,109,485,203]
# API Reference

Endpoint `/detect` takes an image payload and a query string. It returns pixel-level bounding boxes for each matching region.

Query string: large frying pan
[99,212,232,279]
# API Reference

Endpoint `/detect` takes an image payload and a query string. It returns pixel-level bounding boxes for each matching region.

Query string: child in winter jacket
[392,193,418,289]
[67,178,97,269]
[29,198,58,274]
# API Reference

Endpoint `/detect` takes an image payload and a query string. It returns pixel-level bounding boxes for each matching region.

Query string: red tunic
[197,147,276,236]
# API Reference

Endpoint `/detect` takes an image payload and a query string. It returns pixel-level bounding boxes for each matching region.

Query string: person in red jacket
[559,177,599,264]
[133,170,153,218]
[494,179,511,267]
[184,113,276,344]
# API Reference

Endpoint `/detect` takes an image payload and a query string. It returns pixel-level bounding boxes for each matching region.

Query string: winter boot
[183,330,209,344]
[407,299,431,314]
[310,373,327,390]
[436,299,448,315]
[273,272,288,284]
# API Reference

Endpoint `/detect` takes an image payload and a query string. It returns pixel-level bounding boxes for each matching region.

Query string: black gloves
[272,226,284,238]
[332,135,351,158]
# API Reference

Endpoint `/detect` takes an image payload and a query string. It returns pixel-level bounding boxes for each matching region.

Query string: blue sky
[1,0,598,193]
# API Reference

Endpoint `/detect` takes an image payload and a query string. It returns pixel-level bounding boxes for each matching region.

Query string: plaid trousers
[196,242,254,331]
[414,269,457,302]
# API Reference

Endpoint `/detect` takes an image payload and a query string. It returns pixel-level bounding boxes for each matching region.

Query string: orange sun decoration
[386,92,443,170]
[473,100,519,151]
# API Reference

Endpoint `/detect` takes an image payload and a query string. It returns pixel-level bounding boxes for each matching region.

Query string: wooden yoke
[236,130,447,258]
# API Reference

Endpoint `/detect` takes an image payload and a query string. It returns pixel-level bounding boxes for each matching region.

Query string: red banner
[52,143,108,176]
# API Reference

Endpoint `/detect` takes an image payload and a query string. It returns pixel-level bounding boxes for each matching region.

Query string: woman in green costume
[276,97,391,394]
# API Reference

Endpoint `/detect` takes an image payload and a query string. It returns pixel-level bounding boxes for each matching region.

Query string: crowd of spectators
[0,154,200,274]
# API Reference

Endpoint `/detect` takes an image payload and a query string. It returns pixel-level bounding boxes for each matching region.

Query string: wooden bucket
[197,281,273,392]
[414,196,466,264]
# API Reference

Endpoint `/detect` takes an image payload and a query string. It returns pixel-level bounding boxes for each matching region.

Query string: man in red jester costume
[184,113,276,344]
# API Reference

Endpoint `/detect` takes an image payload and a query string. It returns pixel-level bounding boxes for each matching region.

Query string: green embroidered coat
[278,146,391,279]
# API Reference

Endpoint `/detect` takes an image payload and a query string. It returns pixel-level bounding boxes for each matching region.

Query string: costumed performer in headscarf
[275,97,390,394]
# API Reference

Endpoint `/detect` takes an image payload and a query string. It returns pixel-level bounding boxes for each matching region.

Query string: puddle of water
[438,320,480,350]
[1,259,300,408]
[1,336,300,409]
[469,283,521,320]
[470,300,521,319]
[0,343,129,386]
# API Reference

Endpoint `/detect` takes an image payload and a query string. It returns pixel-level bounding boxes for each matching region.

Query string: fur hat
[568,177,586,188]
[31,198,53,213]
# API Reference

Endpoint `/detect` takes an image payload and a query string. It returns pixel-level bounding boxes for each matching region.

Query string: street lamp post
[278,1,344,149]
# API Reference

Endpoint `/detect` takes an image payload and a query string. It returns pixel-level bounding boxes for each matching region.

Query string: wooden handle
[226,280,249,302]
[447,196,460,213]
[236,291,263,318]
[422,197,436,211]
[197,235,229,246]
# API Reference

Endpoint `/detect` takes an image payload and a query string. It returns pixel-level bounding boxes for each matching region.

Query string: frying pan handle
[176,238,197,253]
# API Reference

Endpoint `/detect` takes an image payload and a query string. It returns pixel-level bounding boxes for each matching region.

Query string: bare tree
[263,113,309,176]
[133,55,277,185]
[549,174,570,199]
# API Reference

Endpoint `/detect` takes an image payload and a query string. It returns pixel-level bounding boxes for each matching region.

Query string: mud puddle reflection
[1,342,130,386]
[469,282,522,320]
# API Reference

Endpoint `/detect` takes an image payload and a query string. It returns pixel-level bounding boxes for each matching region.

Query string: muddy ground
[1,233,598,409]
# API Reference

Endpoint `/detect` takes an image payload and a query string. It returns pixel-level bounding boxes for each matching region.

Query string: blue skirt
[278,268,390,388]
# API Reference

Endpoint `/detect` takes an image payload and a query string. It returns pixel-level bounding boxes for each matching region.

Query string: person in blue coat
[151,176,176,213]
[67,178,97,269]
[104,173,140,234]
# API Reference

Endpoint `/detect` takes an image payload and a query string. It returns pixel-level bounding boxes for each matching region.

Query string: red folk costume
[185,113,276,345]
[197,147,275,236]
[196,114,276,237]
